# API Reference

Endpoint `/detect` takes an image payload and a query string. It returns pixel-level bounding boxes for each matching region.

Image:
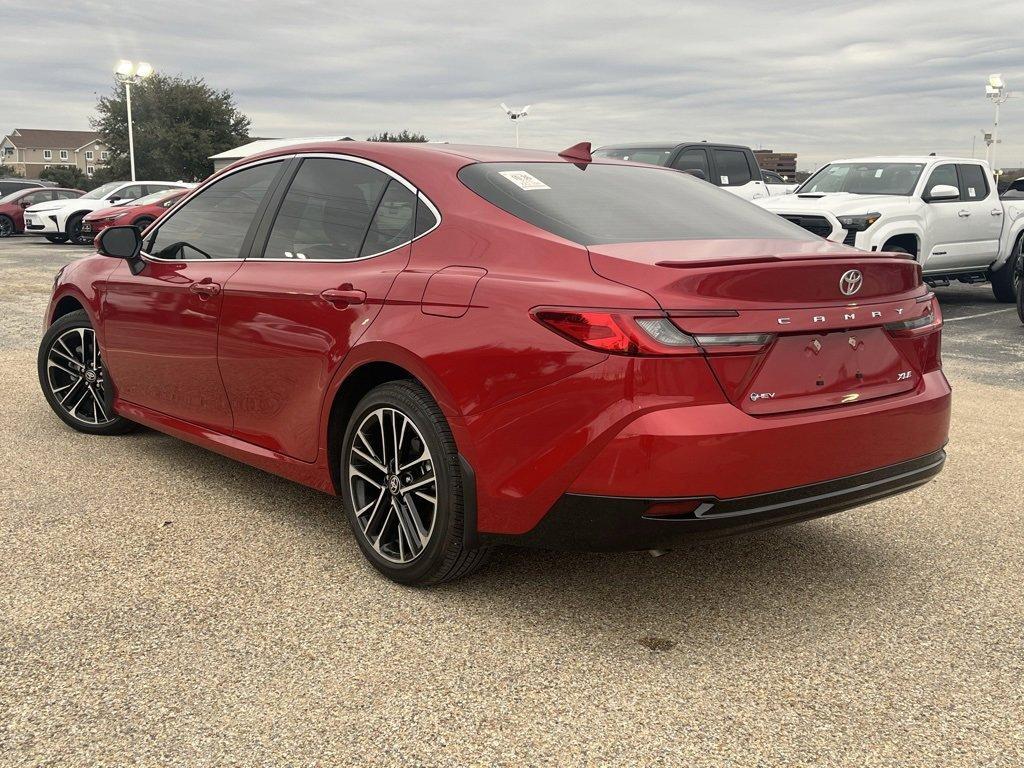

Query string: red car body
[81,188,188,235]
[0,187,84,236]
[43,142,950,554]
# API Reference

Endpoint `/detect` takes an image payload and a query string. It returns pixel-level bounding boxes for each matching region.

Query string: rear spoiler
[655,250,917,269]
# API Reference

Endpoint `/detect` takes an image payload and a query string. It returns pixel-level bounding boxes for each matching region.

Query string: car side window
[359,180,416,257]
[711,149,752,186]
[924,164,959,200]
[262,158,390,261]
[957,164,989,201]
[144,184,173,196]
[24,191,51,205]
[671,148,710,179]
[147,161,282,260]
[114,184,146,202]
[414,194,439,237]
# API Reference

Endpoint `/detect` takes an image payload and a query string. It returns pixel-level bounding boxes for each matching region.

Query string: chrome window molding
[140,152,441,264]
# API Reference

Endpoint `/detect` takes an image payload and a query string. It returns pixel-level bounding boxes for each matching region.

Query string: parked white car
[756,156,1024,302]
[24,180,191,245]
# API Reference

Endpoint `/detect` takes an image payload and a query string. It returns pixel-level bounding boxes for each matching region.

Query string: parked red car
[38,141,951,584]
[0,187,84,237]
[81,188,188,236]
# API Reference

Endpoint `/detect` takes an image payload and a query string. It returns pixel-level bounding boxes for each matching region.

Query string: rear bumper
[487,448,945,551]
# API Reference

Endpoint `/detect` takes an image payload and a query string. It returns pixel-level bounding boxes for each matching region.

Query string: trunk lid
[588,238,933,415]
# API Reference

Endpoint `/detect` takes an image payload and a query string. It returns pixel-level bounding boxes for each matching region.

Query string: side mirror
[97,225,143,264]
[19,201,30,209]
[682,168,708,181]
[924,184,959,202]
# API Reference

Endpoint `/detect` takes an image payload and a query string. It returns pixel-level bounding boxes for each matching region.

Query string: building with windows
[0,129,110,179]
[753,149,797,177]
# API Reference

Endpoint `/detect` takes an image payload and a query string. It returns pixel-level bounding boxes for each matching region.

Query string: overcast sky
[4,0,1023,170]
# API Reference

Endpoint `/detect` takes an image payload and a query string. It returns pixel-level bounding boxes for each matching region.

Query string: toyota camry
[38,141,951,584]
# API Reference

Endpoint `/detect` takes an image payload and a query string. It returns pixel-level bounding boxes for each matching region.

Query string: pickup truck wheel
[990,235,1022,303]
[1016,255,1024,324]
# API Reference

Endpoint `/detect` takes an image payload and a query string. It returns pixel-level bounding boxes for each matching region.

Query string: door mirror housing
[97,225,143,262]
[924,184,959,202]
[682,168,708,181]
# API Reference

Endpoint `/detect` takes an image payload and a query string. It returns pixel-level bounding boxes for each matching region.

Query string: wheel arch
[322,343,466,495]
[879,231,920,257]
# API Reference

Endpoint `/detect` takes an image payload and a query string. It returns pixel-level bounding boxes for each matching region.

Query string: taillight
[532,309,775,356]
[883,313,938,335]
[884,300,943,372]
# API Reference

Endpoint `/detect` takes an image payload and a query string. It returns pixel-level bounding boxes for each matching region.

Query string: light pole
[114,60,153,181]
[500,103,531,148]
[985,74,1014,178]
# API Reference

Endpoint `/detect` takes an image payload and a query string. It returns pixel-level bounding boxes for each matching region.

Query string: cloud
[3,0,1023,169]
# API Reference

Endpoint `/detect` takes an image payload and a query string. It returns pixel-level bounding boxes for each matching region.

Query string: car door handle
[321,286,366,306]
[991,209,1004,216]
[957,210,971,218]
[189,280,221,298]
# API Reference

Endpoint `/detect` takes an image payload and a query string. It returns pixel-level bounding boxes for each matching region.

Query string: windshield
[80,182,124,200]
[129,190,179,207]
[458,162,817,246]
[798,162,924,196]
[591,147,674,166]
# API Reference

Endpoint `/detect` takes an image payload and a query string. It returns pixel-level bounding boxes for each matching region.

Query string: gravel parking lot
[2,236,1022,766]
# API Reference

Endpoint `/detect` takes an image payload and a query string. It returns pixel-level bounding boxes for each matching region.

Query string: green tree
[92,72,251,182]
[40,165,88,189]
[0,163,23,178]
[367,130,429,143]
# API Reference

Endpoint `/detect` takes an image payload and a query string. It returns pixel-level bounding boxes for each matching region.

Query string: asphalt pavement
[1,236,1021,766]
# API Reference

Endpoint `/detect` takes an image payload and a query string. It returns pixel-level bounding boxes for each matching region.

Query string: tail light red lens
[884,300,943,373]
[533,309,775,357]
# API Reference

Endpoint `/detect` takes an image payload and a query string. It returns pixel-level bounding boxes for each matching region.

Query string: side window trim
[243,152,442,263]
[142,157,290,261]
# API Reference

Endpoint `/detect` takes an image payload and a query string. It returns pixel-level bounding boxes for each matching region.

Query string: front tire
[38,309,137,435]
[341,380,490,585]
[66,213,91,246]
[1016,254,1024,324]
[133,216,155,232]
[0,214,14,238]
[991,235,1022,303]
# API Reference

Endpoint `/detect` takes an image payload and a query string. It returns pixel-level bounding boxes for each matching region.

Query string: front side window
[800,162,925,195]
[459,162,818,246]
[671,147,711,178]
[80,181,123,200]
[23,191,51,205]
[55,190,81,200]
[924,164,959,200]
[712,149,752,186]
[148,161,281,260]
[262,158,389,260]
[957,164,990,201]
[113,184,146,201]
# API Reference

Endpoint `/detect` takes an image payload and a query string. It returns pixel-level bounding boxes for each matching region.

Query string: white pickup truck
[756,156,1024,302]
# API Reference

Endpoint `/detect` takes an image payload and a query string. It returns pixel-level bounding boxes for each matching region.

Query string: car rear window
[458,162,816,246]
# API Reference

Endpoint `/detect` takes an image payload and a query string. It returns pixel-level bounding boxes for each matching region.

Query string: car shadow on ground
[103,418,901,646]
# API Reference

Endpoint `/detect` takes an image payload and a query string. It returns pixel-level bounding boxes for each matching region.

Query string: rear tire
[45,234,68,244]
[38,309,137,435]
[134,216,155,232]
[991,235,1022,303]
[341,380,490,585]
[0,214,14,238]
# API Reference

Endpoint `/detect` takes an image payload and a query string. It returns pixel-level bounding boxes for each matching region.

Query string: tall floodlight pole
[114,60,154,181]
[500,103,531,147]
[984,74,1014,179]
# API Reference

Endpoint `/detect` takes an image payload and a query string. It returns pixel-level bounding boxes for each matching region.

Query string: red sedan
[81,188,188,236]
[0,187,84,237]
[37,141,951,584]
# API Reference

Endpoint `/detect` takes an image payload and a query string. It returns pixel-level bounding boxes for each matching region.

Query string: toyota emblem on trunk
[839,269,863,296]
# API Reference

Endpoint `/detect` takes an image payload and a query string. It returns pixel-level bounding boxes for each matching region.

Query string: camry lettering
[776,307,912,325]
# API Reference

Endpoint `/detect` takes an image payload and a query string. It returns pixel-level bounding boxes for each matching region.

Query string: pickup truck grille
[778,214,833,239]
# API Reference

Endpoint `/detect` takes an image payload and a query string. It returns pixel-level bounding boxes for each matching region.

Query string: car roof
[828,156,985,165]
[594,141,751,152]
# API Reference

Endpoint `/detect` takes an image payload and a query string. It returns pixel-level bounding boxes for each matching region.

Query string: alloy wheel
[0,217,12,238]
[44,327,114,425]
[348,407,438,564]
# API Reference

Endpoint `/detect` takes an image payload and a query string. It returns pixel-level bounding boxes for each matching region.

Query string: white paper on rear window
[499,171,550,191]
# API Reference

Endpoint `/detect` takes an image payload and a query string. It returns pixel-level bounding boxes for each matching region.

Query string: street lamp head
[988,73,1004,90]
[135,62,153,79]
[115,59,135,78]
